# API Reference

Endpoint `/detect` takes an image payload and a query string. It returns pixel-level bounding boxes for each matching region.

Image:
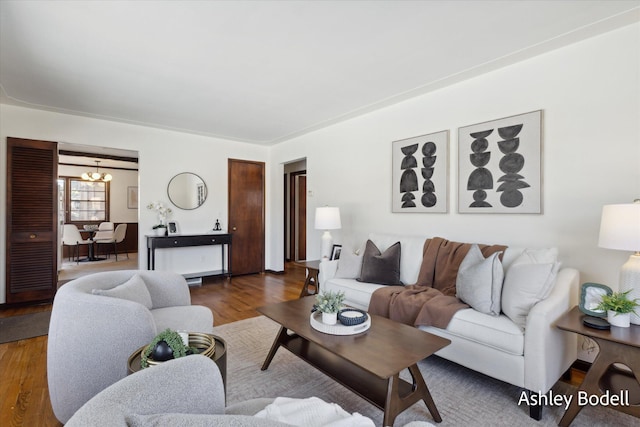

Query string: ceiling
[1,1,639,146]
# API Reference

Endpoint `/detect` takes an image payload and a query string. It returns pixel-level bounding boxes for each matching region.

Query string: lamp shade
[314,207,341,230]
[598,202,640,251]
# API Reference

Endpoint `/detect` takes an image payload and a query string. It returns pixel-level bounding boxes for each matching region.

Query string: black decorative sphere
[151,340,174,361]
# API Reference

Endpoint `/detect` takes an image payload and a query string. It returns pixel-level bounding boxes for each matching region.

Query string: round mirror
[167,172,208,210]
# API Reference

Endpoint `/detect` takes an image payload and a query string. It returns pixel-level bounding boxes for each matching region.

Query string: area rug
[212,315,638,427]
[0,311,51,344]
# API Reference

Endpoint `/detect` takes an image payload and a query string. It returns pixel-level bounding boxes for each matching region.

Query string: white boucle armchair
[47,270,214,424]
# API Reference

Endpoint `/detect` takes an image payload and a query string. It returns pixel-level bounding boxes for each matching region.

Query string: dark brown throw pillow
[357,240,402,285]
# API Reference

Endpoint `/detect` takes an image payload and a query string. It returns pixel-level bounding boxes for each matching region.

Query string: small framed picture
[167,221,179,236]
[127,186,138,209]
[579,283,612,317]
[331,245,342,260]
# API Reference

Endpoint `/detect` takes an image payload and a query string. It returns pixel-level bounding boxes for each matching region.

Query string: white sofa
[320,233,579,419]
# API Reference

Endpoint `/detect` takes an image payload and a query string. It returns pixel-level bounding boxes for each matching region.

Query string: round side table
[127,333,227,399]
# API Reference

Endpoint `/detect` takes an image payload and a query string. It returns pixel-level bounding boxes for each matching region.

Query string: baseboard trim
[265,269,285,275]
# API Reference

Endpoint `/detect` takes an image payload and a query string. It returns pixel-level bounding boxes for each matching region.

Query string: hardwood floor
[0,263,306,427]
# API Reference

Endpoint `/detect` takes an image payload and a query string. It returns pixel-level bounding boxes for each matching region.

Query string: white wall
[269,24,640,290]
[0,105,268,303]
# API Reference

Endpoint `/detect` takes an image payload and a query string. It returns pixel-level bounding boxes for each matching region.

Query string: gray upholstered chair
[65,355,284,427]
[66,355,434,427]
[48,270,214,424]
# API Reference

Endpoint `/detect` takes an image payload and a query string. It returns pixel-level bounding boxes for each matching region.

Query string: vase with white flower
[147,201,172,236]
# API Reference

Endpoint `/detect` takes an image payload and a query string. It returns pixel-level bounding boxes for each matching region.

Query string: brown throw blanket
[368,237,507,328]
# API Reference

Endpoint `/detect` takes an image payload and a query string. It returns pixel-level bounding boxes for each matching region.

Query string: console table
[146,233,232,279]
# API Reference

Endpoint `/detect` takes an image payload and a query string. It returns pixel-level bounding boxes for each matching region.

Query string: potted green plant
[596,289,639,328]
[141,329,190,368]
[314,290,346,325]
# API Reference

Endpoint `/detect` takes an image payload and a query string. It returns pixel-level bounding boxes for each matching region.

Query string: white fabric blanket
[254,397,375,427]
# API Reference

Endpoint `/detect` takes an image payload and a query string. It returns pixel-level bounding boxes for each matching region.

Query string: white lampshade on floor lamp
[598,200,640,324]
[315,207,341,260]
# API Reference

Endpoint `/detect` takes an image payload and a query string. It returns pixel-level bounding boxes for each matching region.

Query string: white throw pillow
[334,249,364,279]
[511,247,558,267]
[456,244,504,316]
[92,274,153,309]
[502,259,561,330]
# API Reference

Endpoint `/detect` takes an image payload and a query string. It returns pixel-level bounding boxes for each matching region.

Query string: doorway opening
[284,159,307,263]
[57,143,139,284]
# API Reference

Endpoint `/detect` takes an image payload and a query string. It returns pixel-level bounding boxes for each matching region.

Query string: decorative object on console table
[458,110,542,214]
[147,201,172,237]
[314,206,341,260]
[392,130,449,213]
[598,200,640,324]
[153,225,167,236]
[167,221,178,236]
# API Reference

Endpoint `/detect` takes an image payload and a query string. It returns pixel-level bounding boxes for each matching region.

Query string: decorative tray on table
[310,309,371,335]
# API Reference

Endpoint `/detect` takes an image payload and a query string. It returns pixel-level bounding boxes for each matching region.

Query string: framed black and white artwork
[458,110,542,214]
[392,130,449,213]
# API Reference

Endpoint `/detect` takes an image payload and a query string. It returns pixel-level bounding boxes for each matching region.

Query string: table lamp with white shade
[315,206,341,260]
[598,199,640,324]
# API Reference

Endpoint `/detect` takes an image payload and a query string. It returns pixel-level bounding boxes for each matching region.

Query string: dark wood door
[228,159,265,275]
[296,175,306,260]
[5,137,58,304]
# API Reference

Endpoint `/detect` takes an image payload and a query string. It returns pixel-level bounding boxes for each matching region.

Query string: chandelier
[81,160,113,182]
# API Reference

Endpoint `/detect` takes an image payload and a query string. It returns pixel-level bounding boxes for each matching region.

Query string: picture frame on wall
[330,244,342,260]
[458,110,542,214]
[127,186,138,209]
[392,130,449,213]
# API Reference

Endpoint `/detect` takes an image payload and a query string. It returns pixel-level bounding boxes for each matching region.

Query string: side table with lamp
[598,200,640,324]
[555,200,640,425]
[314,206,341,260]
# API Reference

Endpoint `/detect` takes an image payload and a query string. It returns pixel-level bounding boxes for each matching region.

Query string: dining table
[79,228,106,262]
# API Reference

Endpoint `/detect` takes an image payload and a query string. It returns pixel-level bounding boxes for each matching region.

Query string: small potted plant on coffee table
[596,289,639,328]
[314,290,345,325]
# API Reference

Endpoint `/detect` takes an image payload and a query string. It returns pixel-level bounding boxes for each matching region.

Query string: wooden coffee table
[258,297,450,426]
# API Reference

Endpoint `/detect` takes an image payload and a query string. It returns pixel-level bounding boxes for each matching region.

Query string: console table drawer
[152,234,231,248]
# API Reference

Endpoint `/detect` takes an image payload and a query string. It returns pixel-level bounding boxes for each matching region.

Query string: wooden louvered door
[6,137,58,304]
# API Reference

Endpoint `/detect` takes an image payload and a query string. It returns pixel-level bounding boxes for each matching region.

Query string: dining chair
[62,224,92,264]
[93,222,114,241]
[95,223,128,260]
